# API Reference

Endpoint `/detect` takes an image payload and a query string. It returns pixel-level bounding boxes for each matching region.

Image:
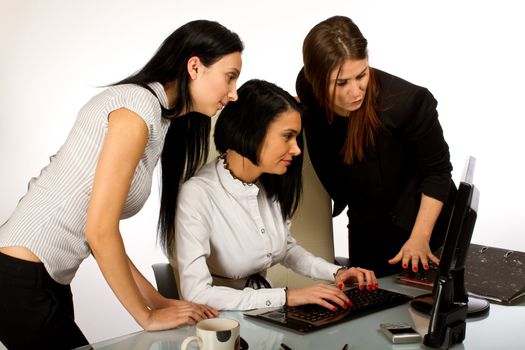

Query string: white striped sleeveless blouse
[0,82,170,284]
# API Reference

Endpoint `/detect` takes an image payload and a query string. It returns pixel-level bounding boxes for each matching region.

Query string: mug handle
[181,335,203,350]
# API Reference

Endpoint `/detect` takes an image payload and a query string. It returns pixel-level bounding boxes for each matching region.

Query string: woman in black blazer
[296,16,456,277]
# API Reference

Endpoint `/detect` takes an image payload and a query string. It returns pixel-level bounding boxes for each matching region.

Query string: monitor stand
[411,293,490,318]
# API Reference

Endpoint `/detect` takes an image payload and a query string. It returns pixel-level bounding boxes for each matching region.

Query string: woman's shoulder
[82,83,161,113]
[295,67,318,105]
[90,83,168,131]
[374,68,430,96]
[374,68,437,121]
[294,68,329,130]
[107,83,163,105]
[181,161,219,192]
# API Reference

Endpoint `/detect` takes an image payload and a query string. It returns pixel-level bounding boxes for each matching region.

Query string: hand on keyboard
[286,283,352,311]
[334,267,378,292]
[286,287,413,326]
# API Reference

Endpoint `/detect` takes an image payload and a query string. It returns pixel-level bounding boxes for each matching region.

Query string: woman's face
[329,58,369,116]
[257,109,302,175]
[188,52,242,117]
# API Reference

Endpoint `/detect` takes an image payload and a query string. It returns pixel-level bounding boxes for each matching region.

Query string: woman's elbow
[85,223,117,253]
[183,287,220,308]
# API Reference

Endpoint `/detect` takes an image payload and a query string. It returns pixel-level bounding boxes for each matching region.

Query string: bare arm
[388,193,444,270]
[86,108,216,331]
[127,257,169,309]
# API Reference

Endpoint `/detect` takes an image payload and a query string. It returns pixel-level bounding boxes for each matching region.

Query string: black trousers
[0,252,89,350]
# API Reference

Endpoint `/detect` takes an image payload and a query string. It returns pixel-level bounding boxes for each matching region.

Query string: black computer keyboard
[285,287,413,326]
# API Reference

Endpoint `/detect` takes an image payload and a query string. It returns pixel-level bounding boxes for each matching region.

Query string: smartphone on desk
[380,323,422,344]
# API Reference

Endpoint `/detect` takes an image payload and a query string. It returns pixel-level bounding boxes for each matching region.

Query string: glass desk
[87,276,525,350]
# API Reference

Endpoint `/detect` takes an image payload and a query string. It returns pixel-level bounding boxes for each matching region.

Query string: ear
[187,56,201,80]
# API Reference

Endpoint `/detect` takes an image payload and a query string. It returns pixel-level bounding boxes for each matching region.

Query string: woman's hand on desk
[142,300,219,331]
[388,235,439,272]
[389,194,443,271]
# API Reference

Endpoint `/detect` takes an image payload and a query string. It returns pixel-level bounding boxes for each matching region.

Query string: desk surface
[88,277,525,350]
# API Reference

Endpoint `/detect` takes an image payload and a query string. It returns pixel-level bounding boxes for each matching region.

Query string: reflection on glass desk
[87,276,525,350]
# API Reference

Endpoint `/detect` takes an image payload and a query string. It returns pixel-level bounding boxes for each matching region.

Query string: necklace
[219,153,256,187]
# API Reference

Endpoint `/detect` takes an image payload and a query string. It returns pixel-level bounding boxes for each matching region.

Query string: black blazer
[296,67,455,238]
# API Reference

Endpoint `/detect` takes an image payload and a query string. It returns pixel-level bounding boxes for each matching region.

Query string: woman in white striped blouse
[0,20,243,350]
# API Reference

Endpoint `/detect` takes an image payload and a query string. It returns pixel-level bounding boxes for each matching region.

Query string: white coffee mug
[181,318,240,350]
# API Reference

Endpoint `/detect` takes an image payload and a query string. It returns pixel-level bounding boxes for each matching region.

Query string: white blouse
[175,157,340,310]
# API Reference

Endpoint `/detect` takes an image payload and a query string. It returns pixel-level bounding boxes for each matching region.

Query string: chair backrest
[152,263,179,299]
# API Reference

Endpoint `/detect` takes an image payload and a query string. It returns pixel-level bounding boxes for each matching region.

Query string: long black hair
[115,20,244,253]
[214,79,304,220]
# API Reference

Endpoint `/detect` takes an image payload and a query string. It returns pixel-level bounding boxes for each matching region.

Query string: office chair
[151,263,179,299]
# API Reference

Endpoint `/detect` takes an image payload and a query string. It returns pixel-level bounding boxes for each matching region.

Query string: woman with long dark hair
[0,20,243,349]
[296,16,456,277]
[174,79,377,311]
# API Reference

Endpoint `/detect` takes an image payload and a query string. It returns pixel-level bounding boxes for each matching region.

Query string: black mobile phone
[380,323,422,344]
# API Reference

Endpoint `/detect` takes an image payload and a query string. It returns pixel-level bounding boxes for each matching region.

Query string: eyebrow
[333,66,368,81]
[283,128,300,135]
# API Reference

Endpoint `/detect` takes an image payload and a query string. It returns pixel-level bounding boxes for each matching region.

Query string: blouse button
[261,228,266,234]
[266,300,271,306]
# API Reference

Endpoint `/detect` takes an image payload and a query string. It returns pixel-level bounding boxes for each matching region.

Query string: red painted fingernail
[342,303,347,309]
[424,264,429,270]
[338,283,344,290]
[402,263,408,269]
[413,266,418,272]
[359,284,364,290]
[374,283,379,289]
[347,301,353,307]
[332,307,338,312]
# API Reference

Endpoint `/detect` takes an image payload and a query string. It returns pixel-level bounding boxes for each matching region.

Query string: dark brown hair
[302,15,382,164]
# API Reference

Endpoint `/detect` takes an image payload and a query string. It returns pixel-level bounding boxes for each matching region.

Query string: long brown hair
[302,16,382,164]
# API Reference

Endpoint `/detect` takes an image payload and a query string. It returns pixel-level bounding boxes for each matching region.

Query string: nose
[346,80,360,97]
[290,139,301,156]
[228,87,238,102]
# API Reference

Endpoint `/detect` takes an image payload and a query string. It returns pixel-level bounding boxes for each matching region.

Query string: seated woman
[173,79,377,311]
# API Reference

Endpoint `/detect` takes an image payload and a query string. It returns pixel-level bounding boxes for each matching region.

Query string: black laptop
[244,286,412,333]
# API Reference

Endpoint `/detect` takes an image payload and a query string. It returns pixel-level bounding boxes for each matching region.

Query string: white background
[1,0,524,344]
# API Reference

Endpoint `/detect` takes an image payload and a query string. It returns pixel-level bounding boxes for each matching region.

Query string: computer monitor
[414,156,485,348]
